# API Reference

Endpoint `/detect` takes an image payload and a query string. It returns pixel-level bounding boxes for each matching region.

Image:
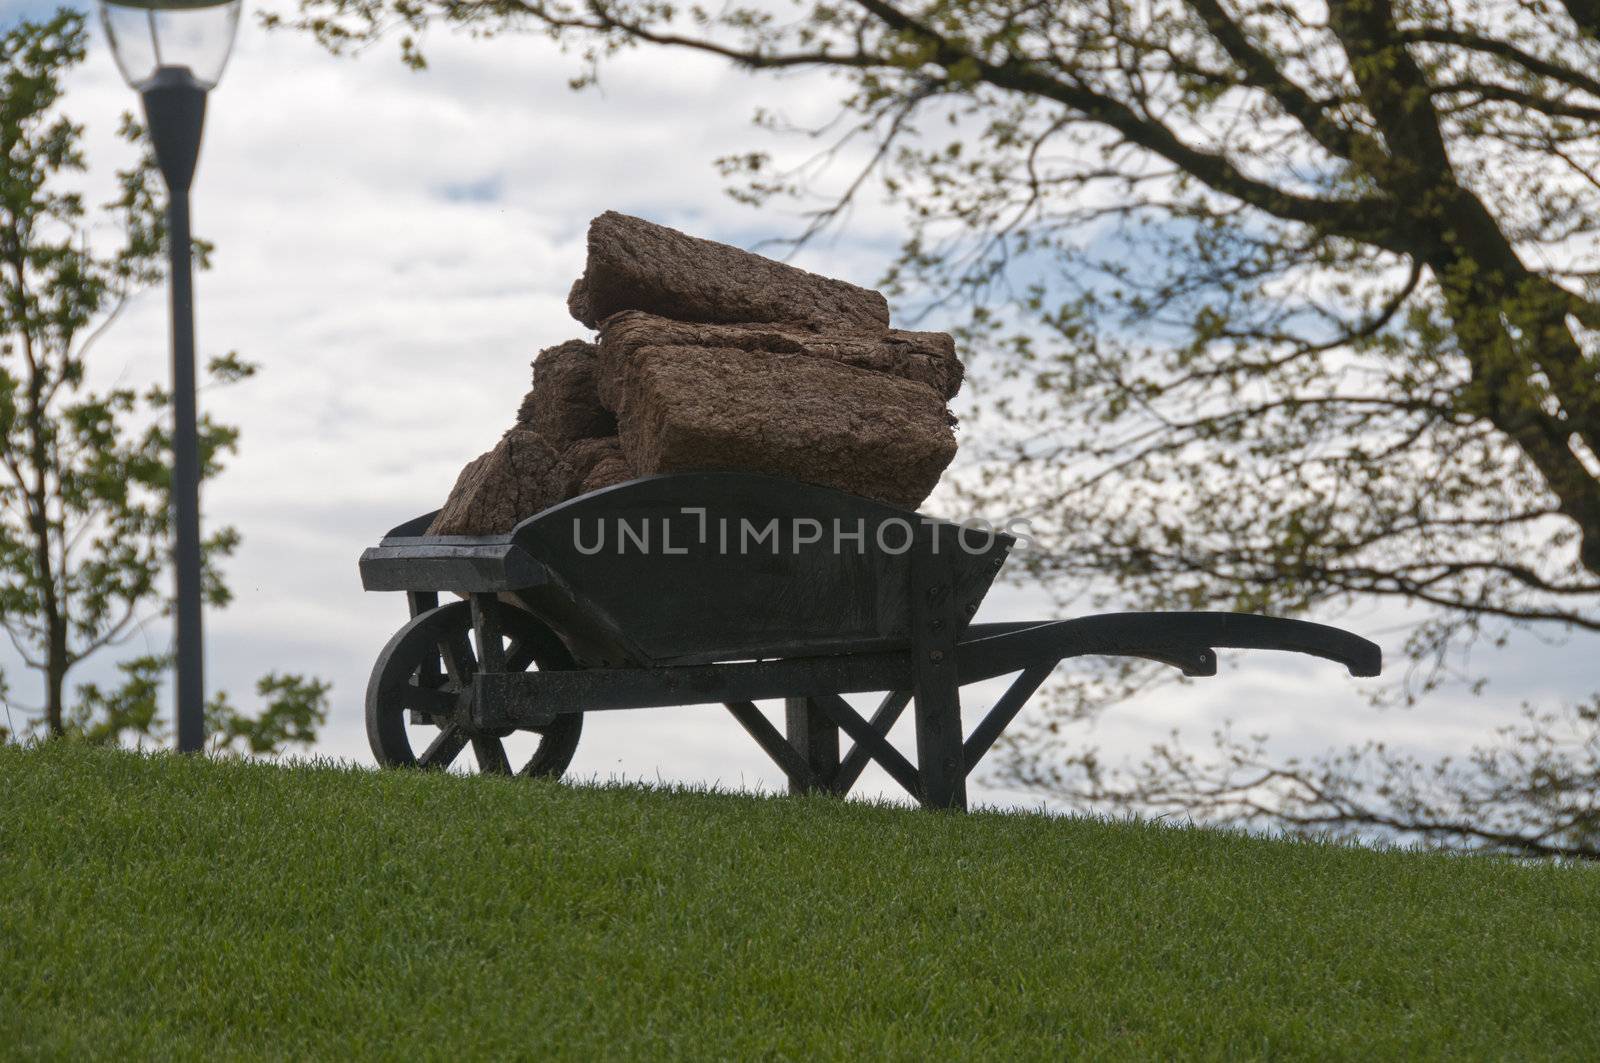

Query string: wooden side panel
[510,473,1013,666]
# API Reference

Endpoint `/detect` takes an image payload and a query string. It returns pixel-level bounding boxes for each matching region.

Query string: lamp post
[99,0,242,754]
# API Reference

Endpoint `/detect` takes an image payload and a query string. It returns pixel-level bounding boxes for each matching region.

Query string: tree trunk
[45,629,65,737]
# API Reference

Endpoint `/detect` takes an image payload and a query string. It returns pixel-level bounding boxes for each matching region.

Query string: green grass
[2,744,1598,1060]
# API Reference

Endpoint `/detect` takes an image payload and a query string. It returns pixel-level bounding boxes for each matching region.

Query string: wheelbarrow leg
[784,697,839,796]
[405,591,439,619]
[404,591,443,726]
[911,527,967,812]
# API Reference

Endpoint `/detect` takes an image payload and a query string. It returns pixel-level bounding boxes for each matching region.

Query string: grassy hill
[2,743,1597,1059]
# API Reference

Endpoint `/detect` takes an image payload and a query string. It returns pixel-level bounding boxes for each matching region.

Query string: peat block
[580,451,634,496]
[614,345,956,510]
[427,429,563,536]
[554,436,629,498]
[596,311,964,407]
[430,212,965,534]
[516,339,616,446]
[567,211,890,335]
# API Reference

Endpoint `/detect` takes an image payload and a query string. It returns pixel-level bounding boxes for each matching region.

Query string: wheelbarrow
[359,472,1381,810]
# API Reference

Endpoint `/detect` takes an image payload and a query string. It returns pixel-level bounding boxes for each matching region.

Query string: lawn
[2,742,1596,1059]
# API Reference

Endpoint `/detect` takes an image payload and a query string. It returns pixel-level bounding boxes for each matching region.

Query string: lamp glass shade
[100,0,242,90]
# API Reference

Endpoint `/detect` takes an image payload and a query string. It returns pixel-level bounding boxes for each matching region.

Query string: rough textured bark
[613,345,956,510]
[516,338,616,446]
[579,449,634,495]
[596,311,963,408]
[429,433,634,534]
[553,435,628,497]
[567,211,891,334]
[427,429,564,535]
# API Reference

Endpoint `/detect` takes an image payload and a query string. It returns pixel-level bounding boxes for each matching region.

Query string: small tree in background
[0,10,328,755]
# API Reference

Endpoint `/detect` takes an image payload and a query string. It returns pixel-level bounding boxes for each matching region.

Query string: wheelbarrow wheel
[366,599,584,777]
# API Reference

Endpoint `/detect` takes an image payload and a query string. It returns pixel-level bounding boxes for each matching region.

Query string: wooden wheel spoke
[418,724,469,770]
[473,736,512,775]
[505,637,539,674]
[438,630,477,684]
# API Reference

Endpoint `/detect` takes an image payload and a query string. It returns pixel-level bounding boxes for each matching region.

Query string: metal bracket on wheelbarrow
[361,472,1382,811]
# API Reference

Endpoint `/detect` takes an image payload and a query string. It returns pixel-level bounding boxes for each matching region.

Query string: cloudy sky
[2,0,1585,809]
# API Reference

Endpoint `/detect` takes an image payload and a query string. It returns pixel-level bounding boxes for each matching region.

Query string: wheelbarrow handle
[959,612,1382,680]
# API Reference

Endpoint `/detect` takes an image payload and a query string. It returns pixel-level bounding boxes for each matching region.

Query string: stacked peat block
[428,211,963,535]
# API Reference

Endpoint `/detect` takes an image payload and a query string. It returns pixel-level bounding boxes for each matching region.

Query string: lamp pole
[143,68,209,755]
[101,0,241,753]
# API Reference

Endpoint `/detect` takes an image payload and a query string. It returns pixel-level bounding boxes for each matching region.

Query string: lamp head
[99,0,242,91]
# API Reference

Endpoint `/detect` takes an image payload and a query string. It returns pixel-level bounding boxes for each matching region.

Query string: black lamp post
[100,0,242,754]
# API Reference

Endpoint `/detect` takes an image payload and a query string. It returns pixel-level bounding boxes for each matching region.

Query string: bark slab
[516,339,616,446]
[614,345,956,510]
[596,311,963,408]
[427,429,564,536]
[568,211,890,335]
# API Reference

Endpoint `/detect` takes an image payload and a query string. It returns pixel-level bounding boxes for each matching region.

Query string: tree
[0,10,328,755]
[280,0,1600,852]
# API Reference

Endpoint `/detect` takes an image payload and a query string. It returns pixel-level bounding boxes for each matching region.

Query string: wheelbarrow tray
[360,471,1013,667]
